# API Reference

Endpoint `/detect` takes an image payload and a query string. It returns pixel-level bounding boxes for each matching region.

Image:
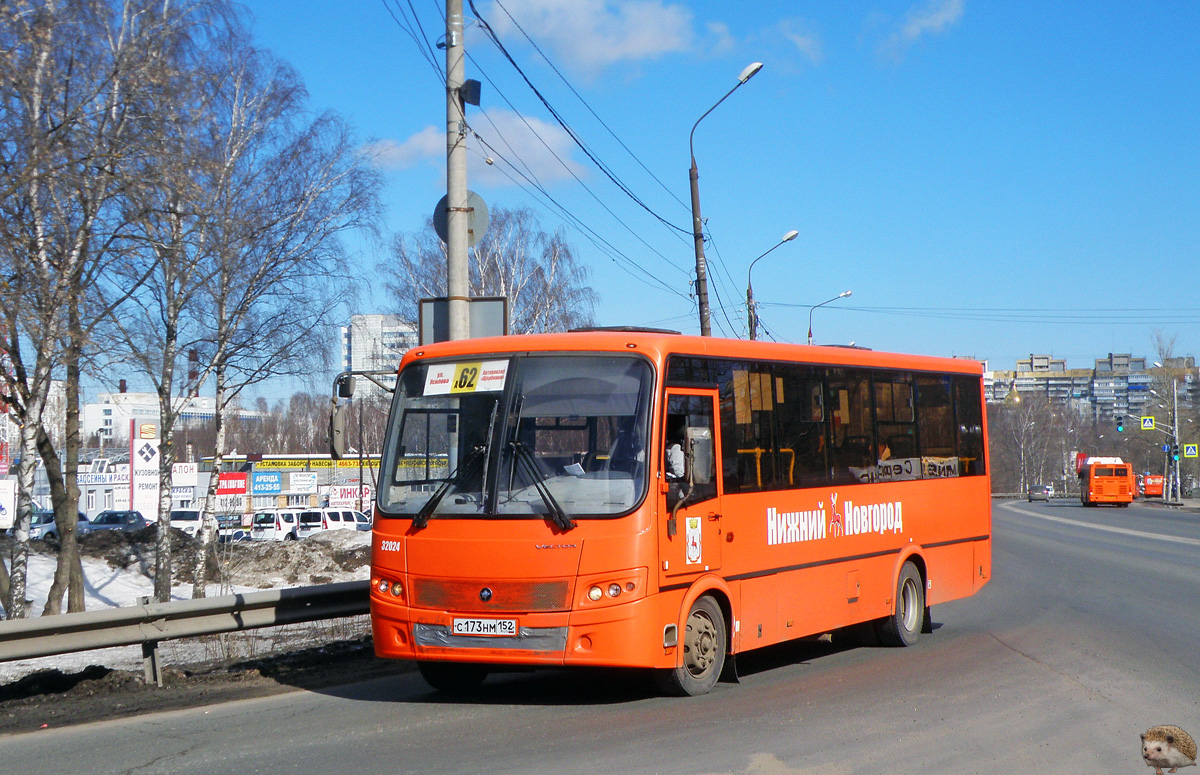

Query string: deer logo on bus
[828,492,844,538]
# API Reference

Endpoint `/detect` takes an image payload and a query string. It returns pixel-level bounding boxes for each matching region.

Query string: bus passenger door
[660,391,723,581]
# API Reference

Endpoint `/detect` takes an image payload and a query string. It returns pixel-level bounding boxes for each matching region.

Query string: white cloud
[878,0,964,61]
[705,21,736,56]
[470,110,588,187]
[362,127,443,170]
[778,18,823,65]
[365,111,586,189]
[482,0,695,75]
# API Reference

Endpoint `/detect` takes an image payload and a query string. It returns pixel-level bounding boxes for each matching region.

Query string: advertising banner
[328,483,372,509]
[0,411,9,476]
[288,472,318,494]
[251,471,283,495]
[171,462,198,487]
[79,471,130,486]
[217,472,248,495]
[129,420,160,520]
[0,478,14,530]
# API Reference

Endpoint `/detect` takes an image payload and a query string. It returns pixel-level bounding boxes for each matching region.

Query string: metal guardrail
[0,580,369,685]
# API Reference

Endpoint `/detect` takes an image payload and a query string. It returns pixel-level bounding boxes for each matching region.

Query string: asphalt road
[8,499,1200,775]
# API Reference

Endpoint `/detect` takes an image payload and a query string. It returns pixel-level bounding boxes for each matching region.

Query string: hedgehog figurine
[1142,726,1197,775]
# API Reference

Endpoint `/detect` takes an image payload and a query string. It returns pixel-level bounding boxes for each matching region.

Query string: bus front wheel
[654,595,726,696]
[876,562,924,647]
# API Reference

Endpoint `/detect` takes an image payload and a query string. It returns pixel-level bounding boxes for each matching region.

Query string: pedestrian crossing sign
[1141,416,1155,430]
[1186,444,1198,459]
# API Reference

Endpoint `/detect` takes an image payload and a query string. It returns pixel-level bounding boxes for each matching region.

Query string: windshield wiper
[412,444,488,530]
[510,441,575,531]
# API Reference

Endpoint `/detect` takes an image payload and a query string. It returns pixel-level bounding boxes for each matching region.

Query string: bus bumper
[371,593,681,669]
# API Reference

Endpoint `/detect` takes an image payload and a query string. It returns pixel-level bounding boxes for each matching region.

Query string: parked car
[1027,484,1052,502]
[250,510,300,541]
[295,508,370,538]
[83,509,150,533]
[328,509,371,532]
[216,513,250,543]
[296,509,329,539]
[15,510,87,541]
[169,509,205,538]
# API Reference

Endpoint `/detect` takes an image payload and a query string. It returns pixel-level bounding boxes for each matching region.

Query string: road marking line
[998,502,1200,547]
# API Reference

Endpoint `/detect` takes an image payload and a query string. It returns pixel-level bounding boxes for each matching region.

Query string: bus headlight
[577,568,648,608]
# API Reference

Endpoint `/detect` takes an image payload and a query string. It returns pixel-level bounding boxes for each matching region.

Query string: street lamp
[690,61,764,337]
[746,229,798,340]
[807,290,852,345]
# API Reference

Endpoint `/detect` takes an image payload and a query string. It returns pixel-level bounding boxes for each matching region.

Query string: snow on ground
[0,530,372,682]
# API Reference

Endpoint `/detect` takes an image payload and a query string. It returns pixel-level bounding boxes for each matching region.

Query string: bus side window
[827,371,875,483]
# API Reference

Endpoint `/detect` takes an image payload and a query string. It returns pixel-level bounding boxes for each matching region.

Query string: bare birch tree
[383,206,597,334]
[183,37,379,596]
[0,0,215,615]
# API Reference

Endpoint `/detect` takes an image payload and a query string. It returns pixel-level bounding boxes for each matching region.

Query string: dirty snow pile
[0,530,372,682]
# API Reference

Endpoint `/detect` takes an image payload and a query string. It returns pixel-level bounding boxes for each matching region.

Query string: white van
[327,509,371,532]
[296,508,370,538]
[250,510,300,541]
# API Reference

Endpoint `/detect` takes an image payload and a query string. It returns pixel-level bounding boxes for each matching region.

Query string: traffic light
[1115,415,1124,432]
[1172,444,1180,462]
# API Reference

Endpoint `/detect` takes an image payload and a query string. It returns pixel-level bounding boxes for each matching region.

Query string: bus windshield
[377,354,653,521]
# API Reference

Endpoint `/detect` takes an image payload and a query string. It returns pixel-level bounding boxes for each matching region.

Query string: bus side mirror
[336,374,356,399]
[330,404,347,460]
[687,427,713,486]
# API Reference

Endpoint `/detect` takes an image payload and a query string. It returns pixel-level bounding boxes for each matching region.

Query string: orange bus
[1078,457,1133,506]
[1142,474,1165,498]
[351,330,992,695]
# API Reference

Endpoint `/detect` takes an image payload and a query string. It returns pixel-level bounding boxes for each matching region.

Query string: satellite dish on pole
[433,190,489,247]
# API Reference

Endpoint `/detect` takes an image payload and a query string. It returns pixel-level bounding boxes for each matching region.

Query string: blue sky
[243,0,1200,375]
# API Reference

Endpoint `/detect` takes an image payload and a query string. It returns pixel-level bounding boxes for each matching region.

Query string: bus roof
[400,330,984,376]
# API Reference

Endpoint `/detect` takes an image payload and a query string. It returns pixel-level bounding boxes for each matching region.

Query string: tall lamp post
[807,290,852,345]
[1151,365,1183,503]
[746,230,798,340]
[690,61,763,337]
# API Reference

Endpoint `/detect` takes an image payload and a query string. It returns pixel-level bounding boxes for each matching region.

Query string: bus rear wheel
[417,661,489,694]
[654,595,726,696]
[876,562,924,647]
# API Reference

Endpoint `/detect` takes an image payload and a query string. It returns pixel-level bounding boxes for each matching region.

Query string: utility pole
[445,0,470,340]
[1172,377,1181,502]
[689,161,711,337]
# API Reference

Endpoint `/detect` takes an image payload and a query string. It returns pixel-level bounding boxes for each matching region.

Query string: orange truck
[343,330,993,695]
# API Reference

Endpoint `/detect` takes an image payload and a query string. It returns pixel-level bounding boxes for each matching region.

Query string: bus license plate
[452,618,517,637]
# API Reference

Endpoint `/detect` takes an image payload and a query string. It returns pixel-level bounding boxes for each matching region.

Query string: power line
[384,1,693,308]
[464,50,691,278]
[487,0,691,217]
[466,131,690,301]
[466,0,691,237]
[758,304,1200,324]
[381,0,443,80]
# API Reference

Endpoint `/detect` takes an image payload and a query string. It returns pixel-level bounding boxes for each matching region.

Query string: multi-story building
[340,314,416,373]
[82,385,259,444]
[339,314,416,395]
[984,352,1196,421]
